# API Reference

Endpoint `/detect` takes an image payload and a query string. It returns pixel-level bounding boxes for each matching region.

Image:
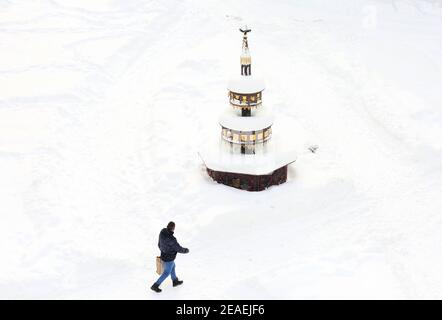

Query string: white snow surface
[199,135,297,175]
[1,0,442,299]
[219,107,273,131]
[227,75,265,94]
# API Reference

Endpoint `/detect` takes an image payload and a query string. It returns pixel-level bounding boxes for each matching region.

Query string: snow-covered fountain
[199,26,297,191]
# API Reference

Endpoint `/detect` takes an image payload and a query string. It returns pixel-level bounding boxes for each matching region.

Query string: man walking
[151,221,189,293]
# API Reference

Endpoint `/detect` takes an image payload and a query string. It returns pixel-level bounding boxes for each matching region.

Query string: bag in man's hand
[156,256,163,275]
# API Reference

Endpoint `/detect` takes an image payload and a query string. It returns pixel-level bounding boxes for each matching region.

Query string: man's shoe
[173,279,184,287]
[151,283,162,293]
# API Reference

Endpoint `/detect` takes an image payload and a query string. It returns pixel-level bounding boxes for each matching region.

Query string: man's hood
[161,228,173,236]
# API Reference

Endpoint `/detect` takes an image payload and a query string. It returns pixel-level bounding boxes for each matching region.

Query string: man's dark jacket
[158,228,188,262]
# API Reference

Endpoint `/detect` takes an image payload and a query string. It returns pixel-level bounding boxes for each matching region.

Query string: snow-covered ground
[1,0,442,299]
